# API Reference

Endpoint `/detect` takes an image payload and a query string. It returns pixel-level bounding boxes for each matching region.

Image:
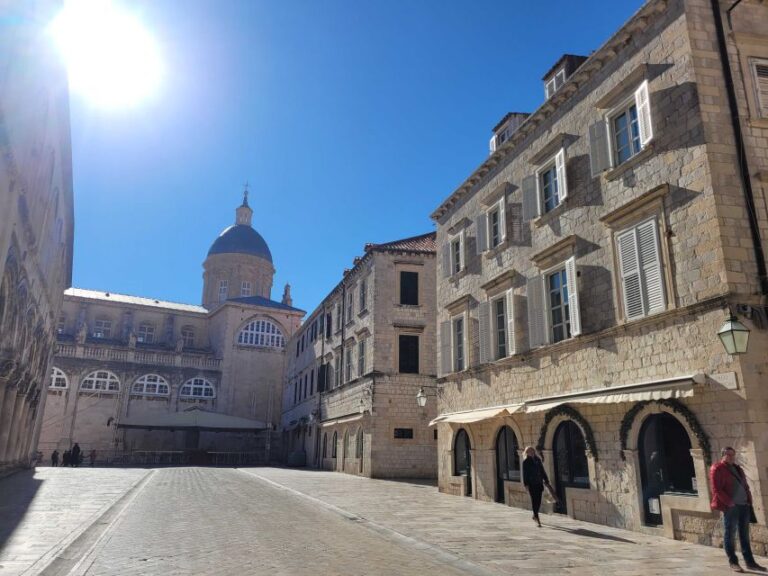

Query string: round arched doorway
[454,428,472,496]
[495,426,520,503]
[553,420,589,513]
[638,412,696,525]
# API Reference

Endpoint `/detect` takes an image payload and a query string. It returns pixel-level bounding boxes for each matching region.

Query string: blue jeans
[723,505,755,566]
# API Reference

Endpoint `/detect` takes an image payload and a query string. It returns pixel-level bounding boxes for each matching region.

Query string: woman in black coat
[523,446,549,527]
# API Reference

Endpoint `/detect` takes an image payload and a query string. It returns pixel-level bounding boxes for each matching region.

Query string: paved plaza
[0,467,761,575]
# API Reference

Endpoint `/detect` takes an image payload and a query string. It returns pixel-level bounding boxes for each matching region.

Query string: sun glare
[49,0,163,109]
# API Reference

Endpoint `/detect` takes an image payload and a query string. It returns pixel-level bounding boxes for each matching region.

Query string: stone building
[281,232,438,478]
[0,1,75,473]
[38,195,304,464]
[430,0,768,550]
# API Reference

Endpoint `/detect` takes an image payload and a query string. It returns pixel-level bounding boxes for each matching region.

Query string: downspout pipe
[710,0,768,296]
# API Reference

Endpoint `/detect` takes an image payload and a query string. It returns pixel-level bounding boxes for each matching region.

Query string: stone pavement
[0,466,762,575]
[0,467,148,576]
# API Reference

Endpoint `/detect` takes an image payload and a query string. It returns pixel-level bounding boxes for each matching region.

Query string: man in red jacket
[710,446,765,572]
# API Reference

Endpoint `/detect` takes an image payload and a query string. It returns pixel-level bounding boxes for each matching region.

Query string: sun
[48,0,163,109]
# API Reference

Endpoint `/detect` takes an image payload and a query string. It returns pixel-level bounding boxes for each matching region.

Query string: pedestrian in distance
[522,446,554,528]
[62,450,71,467]
[89,449,96,467]
[51,450,59,467]
[71,443,81,467]
[710,446,766,573]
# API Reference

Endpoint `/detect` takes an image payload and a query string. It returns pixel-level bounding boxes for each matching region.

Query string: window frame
[344,343,354,383]
[490,294,507,361]
[452,314,466,372]
[218,280,228,302]
[137,322,155,344]
[357,338,366,377]
[51,366,68,389]
[93,318,112,339]
[181,325,195,348]
[536,160,560,215]
[544,265,571,344]
[237,318,286,348]
[399,271,419,306]
[398,333,420,374]
[750,57,768,119]
[607,95,642,167]
[132,373,170,396]
[359,277,367,312]
[241,280,252,297]
[449,232,465,276]
[81,370,120,393]
[180,377,216,399]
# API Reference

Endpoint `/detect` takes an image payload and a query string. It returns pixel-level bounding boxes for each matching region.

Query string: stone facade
[0,1,75,473]
[430,0,768,551]
[281,233,438,478]
[37,198,304,464]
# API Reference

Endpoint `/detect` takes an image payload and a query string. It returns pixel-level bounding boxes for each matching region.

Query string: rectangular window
[451,236,462,274]
[453,316,464,372]
[326,313,332,338]
[181,326,195,348]
[752,59,768,118]
[359,278,367,312]
[610,103,641,165]
[493,298,507,360]
[93,318,111,338]
[137,323,155,344]
[545,68,566,99]
[547,268,571,344]
[310,369,314,395]
[399,271,419,305]
[303,374,308,399]
[296,341,300,357]
[346,292,354,323]
[344,345,353,383]
[218,280,228,303]
[539,164,559,213]
[293,381,298,404]
[398,334,419,374]
[57,315,66,334]
[489,205,501,248]
[335,303,342,332]
[334,355,342,387]
[241,281,252,297]
[393,428,414,439]
[358,339,366,377]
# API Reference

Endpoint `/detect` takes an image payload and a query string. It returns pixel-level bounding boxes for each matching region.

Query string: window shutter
[555,148,568,201]
[565,256,581,337]
[617,228,644,320]
[588,121,611,176]
[522,175,539,221]
[527,275,547,348]
[442,243,451,278]
[459,230,466,271]
[478,301,490,364]
[505,289,516,356]
[635,80,653,146]
[367,335,374,374]
[475,213,488,254]
[327,363,335,390]
[439,320,452,376]
[498,198,507,243]
[637,219,666,315]
[489,134,497,154]
[755,62,768,117]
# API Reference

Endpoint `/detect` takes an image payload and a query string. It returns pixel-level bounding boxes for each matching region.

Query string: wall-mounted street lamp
[718,313,750,355]
[416,384,440,407]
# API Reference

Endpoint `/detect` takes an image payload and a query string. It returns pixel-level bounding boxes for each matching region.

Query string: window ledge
[357,308,369,318]
[397,303,421,309]
[533,201,568,228]
[748,117,768,130]
[484,239,509,258]
[604,144,654,182]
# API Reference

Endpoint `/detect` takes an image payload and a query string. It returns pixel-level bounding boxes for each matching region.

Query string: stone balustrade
[55,342,221,370]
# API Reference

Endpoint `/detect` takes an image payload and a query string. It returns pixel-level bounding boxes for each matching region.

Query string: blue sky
[68,0,643,313]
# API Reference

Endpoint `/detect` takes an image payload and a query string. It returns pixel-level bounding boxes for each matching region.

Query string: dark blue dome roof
[207,225,273,262]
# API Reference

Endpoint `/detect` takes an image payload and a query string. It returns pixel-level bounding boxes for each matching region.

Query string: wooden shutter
[527,275,547,348]
[755,61,768,117]
[442,242,451,278]
[637,219,666,315]
[555,148,568,201]
[635,80,653,146]
[475,213,488,254]
[505,289,516,356]
[589,121,611,176]
[439,320,452,376]
[489,134,497,154]
[617,228,644,320]
[522,175,539,221]
[565,256,581,337]
[498,198,507,243]
[478,301,490,364]
[459,231,466,271]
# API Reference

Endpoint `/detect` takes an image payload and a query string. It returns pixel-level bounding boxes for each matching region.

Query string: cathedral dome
[207,225,273,262]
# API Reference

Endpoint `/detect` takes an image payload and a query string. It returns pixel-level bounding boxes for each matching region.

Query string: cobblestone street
[0,467,761,575]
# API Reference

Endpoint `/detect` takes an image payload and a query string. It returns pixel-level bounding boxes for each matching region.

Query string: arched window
[639,413,696,526]
[495,426,520,503]
[453,428,472,496]
[553,420,589,513]
[237,319,286,348]
[50,367,68,389]
[331,431,338,458]
[322,433,328,458]
[132,374,169,396]
[81,370,120,392]
[355,428,363,459]
[180,377,215,398]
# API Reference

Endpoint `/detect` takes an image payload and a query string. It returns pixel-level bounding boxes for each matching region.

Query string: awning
[429,404,523,426]
[118,407,268,432]
[523,375,698,413]
[320,413,364,428]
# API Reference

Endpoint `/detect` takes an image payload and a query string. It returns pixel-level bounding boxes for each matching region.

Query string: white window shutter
[459,230,466,271]
[555,148,568,201]
[635,80,653,146]
[522,175,539,221]
[475,213,488,254]
[498,198,507,243]
[505,289,516,356]
[637,219,666,315]
[442,243,451,278]
[439,320,452,376]
[527,275,547,348]
[755,62,768,117]
[617,228,644,320]
[565,256,581,337]
[588,121,612,176]
[489,134,497,154]
[478,301,490,364]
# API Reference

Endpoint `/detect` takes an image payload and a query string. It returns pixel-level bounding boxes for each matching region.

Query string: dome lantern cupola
[236,186,253,226]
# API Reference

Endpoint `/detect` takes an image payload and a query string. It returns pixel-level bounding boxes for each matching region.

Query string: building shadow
[545,524,636,544]
[0,469,43,550]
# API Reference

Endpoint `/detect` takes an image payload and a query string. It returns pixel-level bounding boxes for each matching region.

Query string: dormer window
[541,54,587,101]
[545,68,566,99]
